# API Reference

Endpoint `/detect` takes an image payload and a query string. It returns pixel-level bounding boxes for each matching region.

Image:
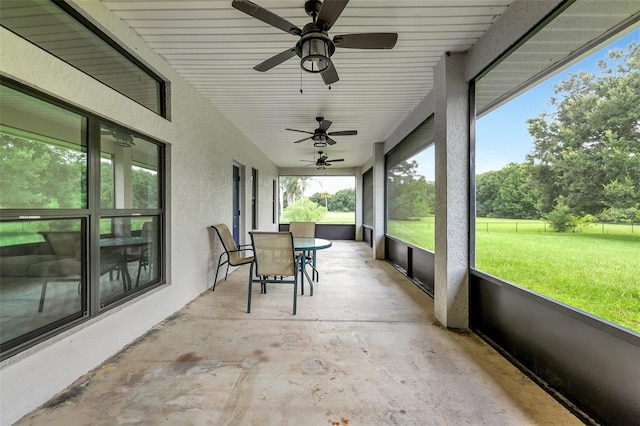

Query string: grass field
[389,217,640,332]
[280,211,356,224]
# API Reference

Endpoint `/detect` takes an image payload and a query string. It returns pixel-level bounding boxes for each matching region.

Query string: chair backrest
[250,231,295,277]
[289,222,316,238]
[39,231,81,259]
[212,224,239,252]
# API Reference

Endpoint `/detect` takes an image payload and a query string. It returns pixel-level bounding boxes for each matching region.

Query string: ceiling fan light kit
[297,31,334,73]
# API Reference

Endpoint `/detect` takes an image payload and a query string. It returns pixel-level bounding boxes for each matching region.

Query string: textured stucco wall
[434,53,470,329]
[0,2,278,423]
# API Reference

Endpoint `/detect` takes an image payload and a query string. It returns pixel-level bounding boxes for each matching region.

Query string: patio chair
[289,221,319,281]
[134,221,153,287]
[210,224,254,291]
[37,231,122,312]
[248,231,299,315]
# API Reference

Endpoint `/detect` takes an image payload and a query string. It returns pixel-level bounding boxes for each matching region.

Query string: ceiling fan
[101,126,134,147]
[286,116,357,147]
[231,0,398,85]
[301,150,344,170]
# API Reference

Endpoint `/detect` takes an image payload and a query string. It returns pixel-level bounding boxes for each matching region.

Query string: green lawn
[280,211,356,224]
[389,217,640,332]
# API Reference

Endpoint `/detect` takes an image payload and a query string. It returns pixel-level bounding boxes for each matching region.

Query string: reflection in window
[0,86,87,209]
[475,28,640,332]
[101,154,114,209]
[0,219,85,351]
[99,216,160,307]
[100,124,160,210]
[386,147,435,251]
[279,176,355,224]
[0,0,165,115]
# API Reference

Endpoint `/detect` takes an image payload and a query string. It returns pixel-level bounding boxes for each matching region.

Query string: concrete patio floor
[15,241,582,425]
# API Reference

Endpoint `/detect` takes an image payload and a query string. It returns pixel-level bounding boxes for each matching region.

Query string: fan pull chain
[300,69,303,94]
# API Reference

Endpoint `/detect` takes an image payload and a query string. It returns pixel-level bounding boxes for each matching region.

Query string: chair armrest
[228,247,253,255]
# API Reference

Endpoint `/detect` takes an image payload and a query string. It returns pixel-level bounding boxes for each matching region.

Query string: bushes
[281,198,327,222]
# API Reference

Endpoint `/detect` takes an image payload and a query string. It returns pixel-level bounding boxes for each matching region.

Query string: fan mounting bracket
[304,0,322,20]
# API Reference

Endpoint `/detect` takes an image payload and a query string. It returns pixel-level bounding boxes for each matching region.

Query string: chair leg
[292,278,297,315]
[247,263,254,313]
[38,280,48,312]
[212,253,227,291]
[136,260,146,287]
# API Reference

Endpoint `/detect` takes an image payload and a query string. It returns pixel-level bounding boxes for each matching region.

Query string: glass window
[474,20,639,332]
[0,0,165,116]
[280,176,355,224]
[100,124,160,210]
[0,218,86,351]
[0,80,166,359]
[0,85,87,209]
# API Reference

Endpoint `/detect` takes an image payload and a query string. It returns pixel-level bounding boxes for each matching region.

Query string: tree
[475,163,538,218]
[387,160,433,220]
[328,188,355,211]
[526,41,640,218]
[280,176,313,209]
[320,192,332,209]
[0,133,86,209]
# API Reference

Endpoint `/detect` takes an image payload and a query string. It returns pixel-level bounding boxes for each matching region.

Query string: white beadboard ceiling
[99,0,512,169]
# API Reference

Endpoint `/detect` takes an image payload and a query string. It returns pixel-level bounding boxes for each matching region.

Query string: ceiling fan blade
[232,0,301,36]
[328,130,357,136]
[317,0,349,31]
[254,48,296,72]
[327,158,345,162]
[286,128,313,134]
[300,159,316,163]
[334,33,398,49]
[293,137,313,144]
[318,119,332,132]
[321,61,339,85]
[326,137,337,145]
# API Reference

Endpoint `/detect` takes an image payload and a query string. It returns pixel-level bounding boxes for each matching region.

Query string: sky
[304,175,355,197]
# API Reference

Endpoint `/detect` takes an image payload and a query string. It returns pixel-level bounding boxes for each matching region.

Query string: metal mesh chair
[248,231,299,315]
[210,224,255,291]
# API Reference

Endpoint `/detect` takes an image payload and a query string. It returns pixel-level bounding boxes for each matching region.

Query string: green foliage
[388,160,434,220]
[132,167,158,209]
[281,198,327,222]
[598,206,640,223]
[0,133,86,209]
[308,192,323,206]
[328,188,355,212]
[476,163,538,218]
[544,200,577,232]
